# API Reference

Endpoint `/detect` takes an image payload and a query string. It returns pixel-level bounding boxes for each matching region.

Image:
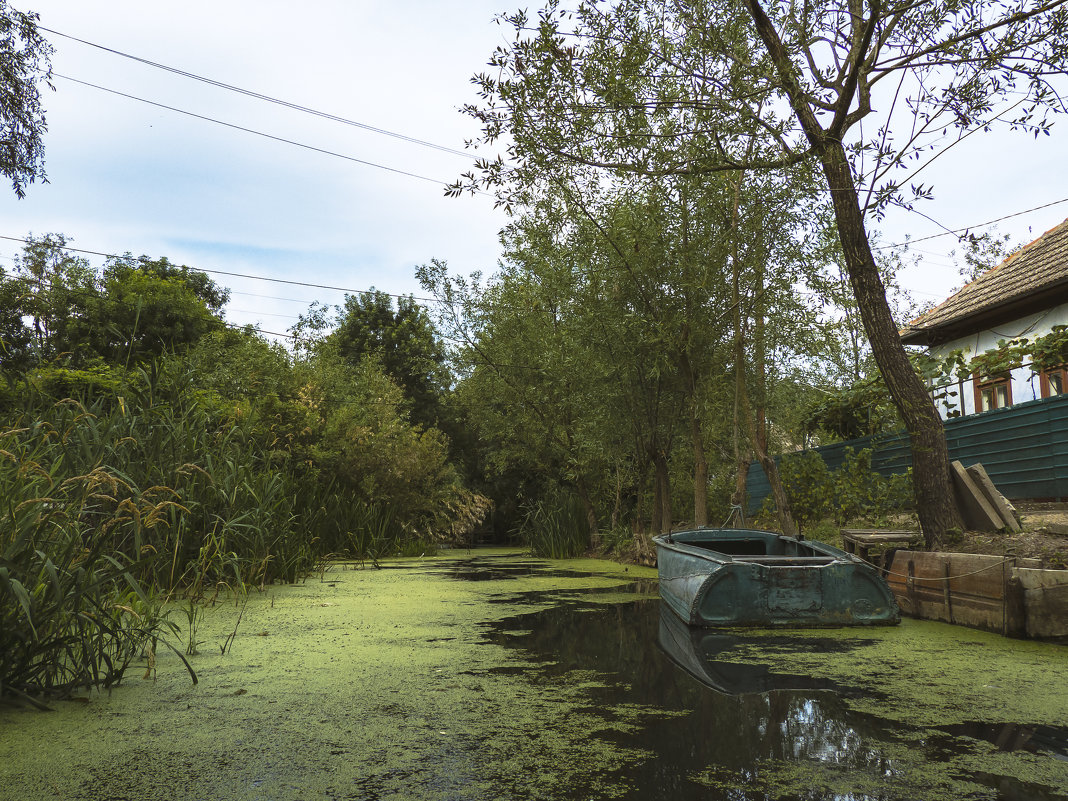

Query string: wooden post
[943,560,953,624]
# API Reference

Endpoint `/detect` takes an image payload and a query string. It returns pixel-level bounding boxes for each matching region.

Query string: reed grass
[516,493,590,558]
[1,358,453,702]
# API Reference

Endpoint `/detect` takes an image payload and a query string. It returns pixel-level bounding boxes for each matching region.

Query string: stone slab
[1015,567,1068,639]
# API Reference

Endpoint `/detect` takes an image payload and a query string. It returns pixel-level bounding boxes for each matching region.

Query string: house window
[1040,365,1068,398]
[974,373,1012,412]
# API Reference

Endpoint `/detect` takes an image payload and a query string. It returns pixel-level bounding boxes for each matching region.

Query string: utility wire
[0,273,547,373]
[0,233,447,307]
[41,26,472,159]
[4,191,1062,323]
[877,196,1068,250]
[53,74,454,189]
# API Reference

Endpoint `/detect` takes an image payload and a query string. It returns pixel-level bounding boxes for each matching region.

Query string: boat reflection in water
[656,603,842,695]
[655,528,900,627]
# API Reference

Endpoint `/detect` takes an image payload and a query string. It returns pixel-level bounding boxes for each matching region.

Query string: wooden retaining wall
[886,551,1068,640]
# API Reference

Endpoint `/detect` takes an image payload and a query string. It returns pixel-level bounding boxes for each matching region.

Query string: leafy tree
[0,2,52,197]
[103,254,231,315]
[299,290,450,431]
[0,266,33,373]
[92,264,224,363]
[8,233,96,363]
[455,0,1068,544]
[0,236,231,370]
[950,229,1018,286]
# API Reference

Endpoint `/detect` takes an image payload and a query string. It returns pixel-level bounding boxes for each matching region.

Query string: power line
[41,26,472,160]
[0,273,549,375]
[877,196,1068,250]
[53,74,456,189]
[0,233,447,307]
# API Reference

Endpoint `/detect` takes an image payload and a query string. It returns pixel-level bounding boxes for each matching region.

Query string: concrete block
[1015,568,1068,638]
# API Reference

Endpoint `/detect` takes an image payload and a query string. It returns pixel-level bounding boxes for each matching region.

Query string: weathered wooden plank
[966,462,1022,533]
[887,551,1039,635]
[951,461,1005,532]
[840,530,921,564]
[1015,568,1068,639]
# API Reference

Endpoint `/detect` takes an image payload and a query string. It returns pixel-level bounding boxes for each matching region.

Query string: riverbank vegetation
[6,0,1068,704]
[0,235,488,703]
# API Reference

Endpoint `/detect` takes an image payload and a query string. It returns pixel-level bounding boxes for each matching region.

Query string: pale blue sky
[1,0,512,340]
[3,1,1067,340]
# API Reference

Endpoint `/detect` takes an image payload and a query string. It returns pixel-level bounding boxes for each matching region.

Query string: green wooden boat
[654,528,900,627]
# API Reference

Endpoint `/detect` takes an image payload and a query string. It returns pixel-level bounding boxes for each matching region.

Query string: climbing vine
[804,325,1068,441]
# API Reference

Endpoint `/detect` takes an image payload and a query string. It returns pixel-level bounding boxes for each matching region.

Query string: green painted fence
[745,392,1068,512]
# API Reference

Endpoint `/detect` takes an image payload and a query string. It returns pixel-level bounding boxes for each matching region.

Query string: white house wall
[924,301,1068,419]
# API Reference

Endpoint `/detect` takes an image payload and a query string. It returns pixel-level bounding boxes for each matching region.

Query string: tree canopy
[452,0,1068,544]
[0,2,52,198]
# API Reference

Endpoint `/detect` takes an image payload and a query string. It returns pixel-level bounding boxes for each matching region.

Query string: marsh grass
[1,356,473,702]
[516,494,590,558]
[0,420,197,705]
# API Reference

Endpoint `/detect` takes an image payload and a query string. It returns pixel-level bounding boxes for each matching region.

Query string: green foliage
[0,2,52,198]
[296,290,449,431]
[0,345,489,702]
[778,451,834,527]
[809,325,1068,442]
[774,448,913,527]
[802,376,902,442]
[0,404,196,704]
[515,491,590,559]
[0,234,231,370]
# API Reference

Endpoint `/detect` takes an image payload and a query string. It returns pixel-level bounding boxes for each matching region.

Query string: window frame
[973,372,1013,413]
[1039,364,1068,399]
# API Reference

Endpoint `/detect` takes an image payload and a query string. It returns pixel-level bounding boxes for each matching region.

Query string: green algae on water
[1,550,1065,801]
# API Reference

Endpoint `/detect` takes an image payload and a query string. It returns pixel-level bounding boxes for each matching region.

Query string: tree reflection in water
[482,598,1065,800]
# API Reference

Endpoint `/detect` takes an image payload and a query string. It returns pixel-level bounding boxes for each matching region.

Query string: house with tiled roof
[900,217,1068,418]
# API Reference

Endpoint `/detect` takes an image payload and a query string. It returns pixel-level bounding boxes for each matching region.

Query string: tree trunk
[732,456,751,527]
[634,460,648,535]
[817,143,962,547]
[653,450,672,533]
[743,0,964,547]
[610,462,623,532]
[575,477,599,545]
[679,346,709,527]
[650,454,663,534]
[691,413,709,528]
[729,174,796,537]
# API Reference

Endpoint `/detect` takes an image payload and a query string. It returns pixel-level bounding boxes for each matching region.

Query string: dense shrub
[770,448,913,527]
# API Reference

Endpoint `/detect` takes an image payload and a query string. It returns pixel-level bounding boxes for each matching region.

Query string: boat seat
[729,556,839,565]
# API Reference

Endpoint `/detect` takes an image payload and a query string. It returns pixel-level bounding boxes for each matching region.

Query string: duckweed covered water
[0,549,1065,800]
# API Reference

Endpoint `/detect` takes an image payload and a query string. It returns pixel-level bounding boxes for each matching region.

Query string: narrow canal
[1,550,1065,800]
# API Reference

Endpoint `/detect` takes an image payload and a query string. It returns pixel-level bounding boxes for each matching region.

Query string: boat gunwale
[652,530,860,568]
[653,528,901,627]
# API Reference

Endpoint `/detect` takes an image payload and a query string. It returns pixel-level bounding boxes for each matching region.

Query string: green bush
[773,448,913,527]
[779,451,835,526]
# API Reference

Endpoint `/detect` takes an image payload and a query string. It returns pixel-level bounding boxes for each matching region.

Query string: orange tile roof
[900,217,1068,345]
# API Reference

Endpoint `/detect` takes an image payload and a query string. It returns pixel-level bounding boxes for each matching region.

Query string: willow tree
[455,0,1068,545]
[0,2,52,197]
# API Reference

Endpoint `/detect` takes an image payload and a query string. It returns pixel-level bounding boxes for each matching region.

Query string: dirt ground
[951,505,1068,568]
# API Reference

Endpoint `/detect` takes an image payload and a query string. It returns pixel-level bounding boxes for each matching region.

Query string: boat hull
[655,528,900,627]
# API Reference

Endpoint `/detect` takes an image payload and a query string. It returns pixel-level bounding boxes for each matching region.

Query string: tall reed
[515,493,590,558]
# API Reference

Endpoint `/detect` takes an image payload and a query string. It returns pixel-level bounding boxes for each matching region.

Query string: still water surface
[446,554,1068,800]
[0,550,1065,800]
